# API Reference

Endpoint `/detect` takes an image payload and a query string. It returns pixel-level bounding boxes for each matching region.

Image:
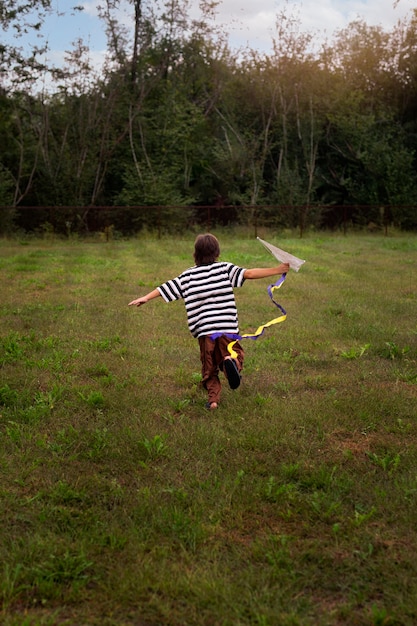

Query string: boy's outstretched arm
[244,263,289,279]
[128,288,161,307]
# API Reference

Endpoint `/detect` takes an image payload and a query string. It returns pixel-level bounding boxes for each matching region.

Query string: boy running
[128,233,289,410]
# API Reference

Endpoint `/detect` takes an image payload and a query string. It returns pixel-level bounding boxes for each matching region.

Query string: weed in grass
[340,343,370,359]
[85,363,111,378]
[366,450,401,474]
[88,335,122,352]
[297,464,339,492]
[46,425,80,456]
[0,332,25,364]
[169,397,191,414]
[97,529,128,551]
[401,475,417,502]
[4,421,24,446]
[304,375,328,390]
[254,392,271,406]
[263,476,297,504]
[0,384,19,407]
[223,469,246,507]
[191,371,203,385]
[174,363,195,387]
[260,533,295,573]
[353,542,375,562]
[370,605,392,626]
[1,563,27,611]
[87,427,110,459]
[29,550,93,599]
[309,490,342,521]
[352,505,376,527]
[48,480,87,505]
[140,434,167,461]
[79,389,106,409]
[2,384,64,425]
[394,368,417,384]
[17,402,50,424]
[379,341,410,359]
[281,462,301,481]
[87,477,126,512]
[161,507,206,553]
[163,485,188,503]
[34,386,63,411]
[394,418,412,433]
[331,522,342,544]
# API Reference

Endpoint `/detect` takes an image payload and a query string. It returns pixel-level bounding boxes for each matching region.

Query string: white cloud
[80,1,100,18]
[58,1,417,59]
[4,0,415,90]
[198,0,416,53]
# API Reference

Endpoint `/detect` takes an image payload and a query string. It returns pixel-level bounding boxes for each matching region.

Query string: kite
[256,237,306,272]
[210,238,305,358]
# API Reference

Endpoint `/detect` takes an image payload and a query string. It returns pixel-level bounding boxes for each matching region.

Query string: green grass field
[1,231,416,625]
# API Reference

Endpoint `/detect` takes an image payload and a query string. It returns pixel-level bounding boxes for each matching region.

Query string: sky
[6,0,417,75]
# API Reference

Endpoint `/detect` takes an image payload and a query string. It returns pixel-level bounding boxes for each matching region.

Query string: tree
[2,0,417,234]
[0,1,84,92]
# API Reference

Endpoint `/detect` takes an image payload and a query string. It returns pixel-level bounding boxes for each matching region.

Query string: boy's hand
[128,288,161,307]
[128,297,148,307]
[279,263,290,273]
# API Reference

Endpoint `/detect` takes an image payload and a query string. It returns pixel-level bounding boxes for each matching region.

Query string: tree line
[1,0,417,235]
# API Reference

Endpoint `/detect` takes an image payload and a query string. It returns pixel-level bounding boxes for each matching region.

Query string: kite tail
[210,273,287,359]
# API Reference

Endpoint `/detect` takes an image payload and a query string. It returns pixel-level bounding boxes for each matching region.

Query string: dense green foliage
[1,1,417,233]
[0,232,416,625]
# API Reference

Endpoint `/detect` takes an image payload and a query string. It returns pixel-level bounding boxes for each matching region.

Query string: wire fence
[1,204,413,237]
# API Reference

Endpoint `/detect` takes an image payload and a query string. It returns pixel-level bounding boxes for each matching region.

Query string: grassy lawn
[1,230,416,625]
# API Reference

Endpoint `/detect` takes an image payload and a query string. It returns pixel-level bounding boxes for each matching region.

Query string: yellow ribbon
[210,273,287,358]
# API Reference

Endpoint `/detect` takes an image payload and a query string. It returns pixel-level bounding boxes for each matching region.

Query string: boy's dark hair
[194,233,220,265]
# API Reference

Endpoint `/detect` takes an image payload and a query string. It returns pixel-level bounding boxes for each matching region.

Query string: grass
[0,230,416,625]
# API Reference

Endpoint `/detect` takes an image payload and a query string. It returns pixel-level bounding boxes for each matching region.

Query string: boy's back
[157,261,246,338]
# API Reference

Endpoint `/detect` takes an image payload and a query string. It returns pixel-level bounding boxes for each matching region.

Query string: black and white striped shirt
[157,262,246,338]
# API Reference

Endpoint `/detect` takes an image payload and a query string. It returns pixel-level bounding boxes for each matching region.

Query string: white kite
[257,237,306,272]
[211,237,304,358]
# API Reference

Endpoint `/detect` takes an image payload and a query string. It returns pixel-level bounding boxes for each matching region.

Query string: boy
[128,233,289,410]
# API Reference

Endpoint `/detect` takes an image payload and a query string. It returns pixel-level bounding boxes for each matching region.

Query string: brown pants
[198,335,244,404]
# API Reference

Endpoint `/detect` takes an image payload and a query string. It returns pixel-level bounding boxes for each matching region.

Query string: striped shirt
[157,262,246,338]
